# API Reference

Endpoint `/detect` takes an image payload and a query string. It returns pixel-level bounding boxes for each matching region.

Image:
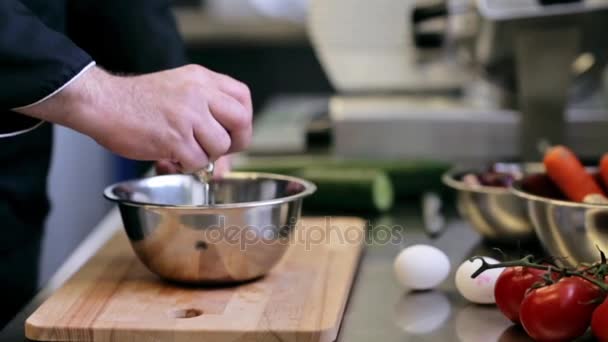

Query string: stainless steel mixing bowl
[442,164,543,243]
[512,173,608,267]
[104,172,316,284]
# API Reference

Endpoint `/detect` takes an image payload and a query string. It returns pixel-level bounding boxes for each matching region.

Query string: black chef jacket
[0,0,187,326]
[1,0,188,134]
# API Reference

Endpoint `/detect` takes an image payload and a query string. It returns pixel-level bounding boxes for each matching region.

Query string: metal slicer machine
[308,0,608,162]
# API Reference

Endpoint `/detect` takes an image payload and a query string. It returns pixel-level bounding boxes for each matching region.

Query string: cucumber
[295,168,394,213]
[234,156,450,199]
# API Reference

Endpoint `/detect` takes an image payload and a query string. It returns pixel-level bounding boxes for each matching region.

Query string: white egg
[455,257,504,304]
[394,245,451,290]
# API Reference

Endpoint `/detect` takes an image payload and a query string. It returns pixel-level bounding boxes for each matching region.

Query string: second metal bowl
[104,172,316,284]
[442,164,543,243]
[512,173,608,267]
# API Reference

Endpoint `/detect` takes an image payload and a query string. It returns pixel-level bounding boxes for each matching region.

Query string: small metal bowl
[512,173,608,267]
[442,164,543,243]
[104,172,316,284]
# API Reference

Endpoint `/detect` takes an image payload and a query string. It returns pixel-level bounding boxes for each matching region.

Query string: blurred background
[42,0,608,285]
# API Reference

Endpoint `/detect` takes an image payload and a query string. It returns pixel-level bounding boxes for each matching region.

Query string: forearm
[14,66,114,137]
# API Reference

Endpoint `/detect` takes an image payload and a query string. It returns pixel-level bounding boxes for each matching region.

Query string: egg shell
[455,257,504,304]
[394,245,451,290]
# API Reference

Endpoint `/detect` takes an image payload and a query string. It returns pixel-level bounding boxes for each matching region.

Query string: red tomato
[591,268,608,341]
[495,267,548,324]
[592,298,608,341]
[520,277,601,342]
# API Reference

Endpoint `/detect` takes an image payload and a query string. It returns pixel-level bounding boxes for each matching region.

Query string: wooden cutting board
[26,217,365,342]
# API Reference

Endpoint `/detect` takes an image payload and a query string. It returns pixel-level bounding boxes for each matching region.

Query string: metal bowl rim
[442,162,545,195]
[442,169,511,195]
[103,172,317,210]
[511,175,608,209]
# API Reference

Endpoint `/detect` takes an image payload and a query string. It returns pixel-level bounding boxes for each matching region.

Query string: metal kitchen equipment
[512,172,608,267]
[442,163,543,242]
[309,0,608,162]
[104,172,316,283]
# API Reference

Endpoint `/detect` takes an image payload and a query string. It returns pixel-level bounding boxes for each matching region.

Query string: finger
[185,65,252,114]
[208,92,252,153]
[211,73,253,114]
[193,112,231,162]
[176,133,210,173]
[213,155,232,178]
[155,160,180,175]
[208,90,250,131]
[227,124,252,154]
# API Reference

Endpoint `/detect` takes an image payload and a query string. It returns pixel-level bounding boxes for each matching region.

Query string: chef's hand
[16,65,252,172]
[155,155,232,177]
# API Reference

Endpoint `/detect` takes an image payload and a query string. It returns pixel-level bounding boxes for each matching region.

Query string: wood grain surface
[26,217,365,342]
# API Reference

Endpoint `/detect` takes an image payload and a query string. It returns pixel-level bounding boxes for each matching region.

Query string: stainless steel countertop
[337,209,529,342]
[0,206,596,341]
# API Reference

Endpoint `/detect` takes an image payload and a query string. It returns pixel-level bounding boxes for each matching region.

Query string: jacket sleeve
[0,0,94,110]
[67,0,188,74]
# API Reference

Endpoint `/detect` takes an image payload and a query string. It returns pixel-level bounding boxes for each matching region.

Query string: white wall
[39,126,115,286]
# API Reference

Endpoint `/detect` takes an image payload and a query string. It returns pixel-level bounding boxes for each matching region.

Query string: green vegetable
[234,156,450,199]
[295,168,394,213]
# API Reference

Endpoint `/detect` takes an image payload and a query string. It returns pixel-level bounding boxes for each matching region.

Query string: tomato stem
[469,256,608,292]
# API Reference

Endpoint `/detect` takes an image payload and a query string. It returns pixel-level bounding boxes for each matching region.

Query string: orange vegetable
[543,146,604,202]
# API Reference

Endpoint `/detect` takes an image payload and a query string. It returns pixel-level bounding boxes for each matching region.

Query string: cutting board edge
[329,234,365,340]
[25,322,352,342]
[25,317,60,341]
[319,244,364,342]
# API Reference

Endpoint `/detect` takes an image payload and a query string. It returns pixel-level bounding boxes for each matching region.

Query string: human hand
[155,155,232,177]
[17,65,252,172]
